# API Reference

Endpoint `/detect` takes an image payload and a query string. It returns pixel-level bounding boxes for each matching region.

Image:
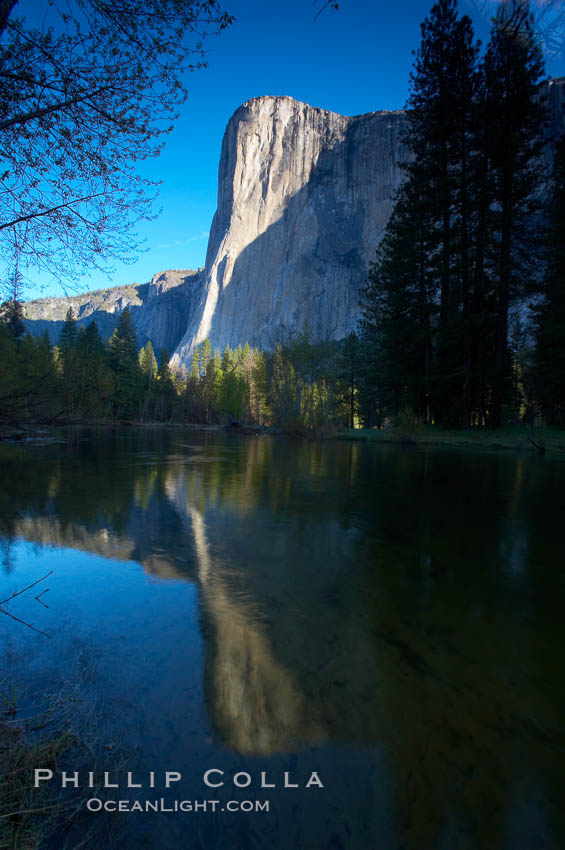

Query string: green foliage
[483,0,546,427]
[0,327,59,423]
[0,270,25,339]
[74,322,114,418]
[139,341,158,384]
[533,134,565,425]
[138,340,158,421]
[156,349,177,422]
[109,308,142,420]
[58,307,78,353]
[264,330,342,430]
[360,185,435,425]
[1,318,375,431]
[337,332,360,429]
[359,0,547,430]
[394,406,420,434]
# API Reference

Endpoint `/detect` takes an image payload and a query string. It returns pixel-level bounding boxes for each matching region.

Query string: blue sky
[34,0,565,298]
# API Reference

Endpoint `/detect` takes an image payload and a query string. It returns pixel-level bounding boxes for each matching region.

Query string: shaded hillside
[23,268,204,360]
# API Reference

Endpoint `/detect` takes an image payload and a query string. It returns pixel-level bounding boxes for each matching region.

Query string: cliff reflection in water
[1,428,564,850]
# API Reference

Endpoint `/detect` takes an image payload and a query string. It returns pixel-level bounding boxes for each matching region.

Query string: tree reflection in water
[0,427,564,850]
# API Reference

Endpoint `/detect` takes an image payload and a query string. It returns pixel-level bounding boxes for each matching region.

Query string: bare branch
[0,195,107,230]
[0,570,53,606]
[0,87,112,132]
[0,571,53,638]
[0,606,53,639]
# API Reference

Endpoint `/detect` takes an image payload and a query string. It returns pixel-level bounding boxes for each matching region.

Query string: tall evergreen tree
[533,133,565,425]
[138,340,158,420]
[0,269,26,340]
[190,345,201,379]
[360,183,435,423]
[58,307,78,353]
[109,308,141,419]
[361,0,481,427]
[139,340,157,386]
[73,321,113,418]
[360,0,546,430]
[156,349,176,421]
[483,0,546,427]
[200,338,212,375]
[338,332,360,429]
[405,0,480,425]
[56,307,80,413]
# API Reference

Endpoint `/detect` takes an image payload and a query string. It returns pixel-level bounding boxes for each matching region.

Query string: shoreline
[338,426,565,454]
[2,419,565,455]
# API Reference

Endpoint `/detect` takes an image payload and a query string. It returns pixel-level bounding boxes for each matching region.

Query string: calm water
[0,428,564,850]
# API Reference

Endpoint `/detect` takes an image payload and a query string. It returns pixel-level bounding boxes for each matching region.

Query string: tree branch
[0,571,53,639]
[0,0,18,39]
[0,570,53,606]
[0,194,106,230]
[0,87,112,132]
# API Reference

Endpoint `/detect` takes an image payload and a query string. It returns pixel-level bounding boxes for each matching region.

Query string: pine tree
[405,0,480,425]
[269,344,299,429]
[57,307,79,413]
[360,0,481,427]
[0,269,26,339]
[156,349,176,421]
[533,133,565,425]
[338,332,360,429]
[218,344,248,423]
[138,340,158,420]
[252,350,268,424]
[58,307,78,353]
[72,321,113,418]
[483,0,546,427]
[109,308,141,419]
[0,331,59,422]
[360,177,435,424]
[200,338,212,375]
[190,346,201,379]
[139,340,157,386]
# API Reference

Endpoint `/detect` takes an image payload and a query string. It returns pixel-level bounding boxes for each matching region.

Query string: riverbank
[338,426,565,453]
[0,419,282,442]
[3,419,565,454]
[0,677,127,849]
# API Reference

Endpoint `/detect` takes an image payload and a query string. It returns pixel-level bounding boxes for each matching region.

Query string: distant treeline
[0,304,356,430]
[3,0,565,433]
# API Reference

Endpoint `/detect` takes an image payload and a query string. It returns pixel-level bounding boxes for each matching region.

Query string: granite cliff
[23,268,204,359]
[171,96,407,367]
[23,82,565,364]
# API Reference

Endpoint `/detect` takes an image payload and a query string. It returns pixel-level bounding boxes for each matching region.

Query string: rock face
[24,268,204,359]
[24,83,565,366]
[171,96,407,367]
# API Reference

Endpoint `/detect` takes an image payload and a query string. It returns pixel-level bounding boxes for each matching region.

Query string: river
[0,427,563,849]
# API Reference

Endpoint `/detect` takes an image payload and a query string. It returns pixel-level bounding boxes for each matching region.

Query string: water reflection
[0,428,564,849]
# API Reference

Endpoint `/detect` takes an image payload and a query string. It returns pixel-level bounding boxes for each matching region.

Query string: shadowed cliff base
[23,270,204,361]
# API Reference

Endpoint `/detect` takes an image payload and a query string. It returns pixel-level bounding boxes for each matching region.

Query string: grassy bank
[0,679,127,849]
[338,425,565,454]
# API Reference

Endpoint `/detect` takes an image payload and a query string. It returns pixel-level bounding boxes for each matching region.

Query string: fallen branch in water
[0,570,53,606]
[0,571,53,638]
[528,437,546,454]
